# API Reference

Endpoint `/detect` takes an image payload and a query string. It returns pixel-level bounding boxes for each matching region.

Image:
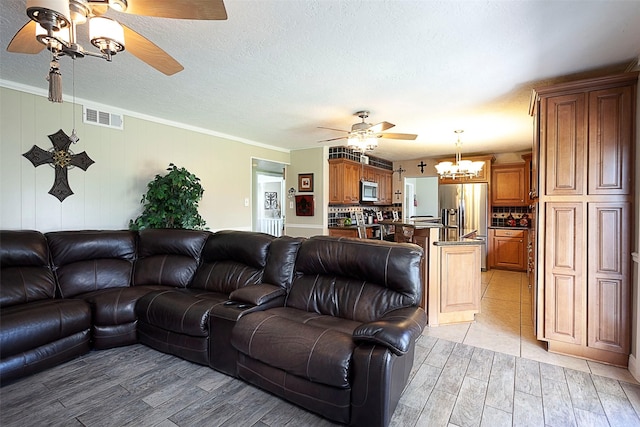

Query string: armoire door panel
[588,86,632,195]
[548,203,582,271]
[545,275,581,344]
[587,202,630,353]
[544,202,583,344]
[545,94,585,195]
[588,278,625,352]
[589,203,628,274]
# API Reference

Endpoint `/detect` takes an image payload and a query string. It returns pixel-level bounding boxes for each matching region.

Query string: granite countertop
[489,226,530,230]
[434,228,485,246]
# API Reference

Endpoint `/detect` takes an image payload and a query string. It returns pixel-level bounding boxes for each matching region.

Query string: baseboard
[630,354,640,382]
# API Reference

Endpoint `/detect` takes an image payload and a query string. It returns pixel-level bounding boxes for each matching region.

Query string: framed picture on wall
[295,195,314,216]
[298,173,314,192]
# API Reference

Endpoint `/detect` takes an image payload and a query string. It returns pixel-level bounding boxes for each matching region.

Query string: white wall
[0,87,289,232]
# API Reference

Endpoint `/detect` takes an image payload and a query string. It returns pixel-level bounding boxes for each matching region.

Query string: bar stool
[394,224,415,243]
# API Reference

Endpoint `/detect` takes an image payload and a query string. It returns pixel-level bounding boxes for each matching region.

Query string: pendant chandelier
[435,130,484,179]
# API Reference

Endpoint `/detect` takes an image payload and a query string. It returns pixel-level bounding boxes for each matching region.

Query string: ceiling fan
[318,110,418,152]
[7,0,227,97]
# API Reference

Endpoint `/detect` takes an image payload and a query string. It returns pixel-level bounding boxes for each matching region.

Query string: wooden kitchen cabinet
[428,242,482,326]
[376,169,393,204]
[328,158,394,205]
[328,159,361,204]
[488,228,527,271]
[532,72,636,366]
[491,163,527,206]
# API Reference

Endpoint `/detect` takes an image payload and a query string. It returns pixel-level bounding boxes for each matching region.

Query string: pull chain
[70,58,79,143]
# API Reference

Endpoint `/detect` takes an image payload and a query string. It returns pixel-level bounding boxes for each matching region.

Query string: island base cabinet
[428,244,481,326]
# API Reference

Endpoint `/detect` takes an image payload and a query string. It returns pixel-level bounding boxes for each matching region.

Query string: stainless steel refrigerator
[438,183,488,270]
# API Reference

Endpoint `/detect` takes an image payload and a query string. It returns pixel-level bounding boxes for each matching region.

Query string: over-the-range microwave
[360,181,378,202]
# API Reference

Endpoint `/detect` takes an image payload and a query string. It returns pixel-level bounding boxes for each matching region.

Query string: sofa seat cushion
[136,289,227,337]
[231,307,360,389]
[0,299,91,358]
[81,285,169,326]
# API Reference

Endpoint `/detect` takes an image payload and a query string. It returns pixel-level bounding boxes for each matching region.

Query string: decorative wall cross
[22,129,94,202]
[417,161,427,174]
[394,165,406,181]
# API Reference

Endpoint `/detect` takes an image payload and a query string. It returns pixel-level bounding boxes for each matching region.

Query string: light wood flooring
[2,271,640,426]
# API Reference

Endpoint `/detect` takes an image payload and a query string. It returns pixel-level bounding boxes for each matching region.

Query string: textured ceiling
[1,0,639,161]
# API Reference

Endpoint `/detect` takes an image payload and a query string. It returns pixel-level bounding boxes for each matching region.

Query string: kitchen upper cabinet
[491,163,527,206]
[488,228,527,271]
[532,71,637,366]
[329,159,361,204]
[375,169,393,204]
[328,158,393,205]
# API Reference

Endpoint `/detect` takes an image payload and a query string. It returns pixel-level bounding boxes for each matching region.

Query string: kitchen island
[428,229,484,326]
[326,221,484,325]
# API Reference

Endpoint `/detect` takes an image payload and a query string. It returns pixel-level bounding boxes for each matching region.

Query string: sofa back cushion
[288,236,423,323]
[263,236,304,290]
[0,230,56,307]
[134,229,209,287]
[190,230,274,293]
[46,230,137,298]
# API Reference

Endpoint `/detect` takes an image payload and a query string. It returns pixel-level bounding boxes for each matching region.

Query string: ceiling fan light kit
[8,0,228,101]
[435,130,484,179]
[89,16,125,56]
[318,110,417,153]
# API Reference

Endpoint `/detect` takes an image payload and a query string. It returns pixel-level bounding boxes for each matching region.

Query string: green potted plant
[129,163,207,230]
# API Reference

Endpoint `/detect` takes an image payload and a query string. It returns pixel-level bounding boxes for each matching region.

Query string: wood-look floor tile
[389,403,422,427]
[480,405,512,427]
[415,389,457,427]
[424,338,456,368]
[435,355,472,395]
[541,377,576,427]
[515,357,541,396]
[512,390,544,427]
[539,362,566,382]
[399,362,442,410]
[564,369,605,414]
[621,382,640,419]
[599,391,640,426]
[449,376,487,427]
[466,347,494,382]
[572,408,610,427]
[591,374,627,397]
[485,352,515,413]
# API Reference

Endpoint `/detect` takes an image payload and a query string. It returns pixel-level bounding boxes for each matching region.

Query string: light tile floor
[423,269,639,385]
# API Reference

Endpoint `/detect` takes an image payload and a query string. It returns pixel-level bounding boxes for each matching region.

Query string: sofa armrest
[229,283,285,306]
[352,307,427,356]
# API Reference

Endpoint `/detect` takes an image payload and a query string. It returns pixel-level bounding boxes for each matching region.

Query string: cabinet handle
[519,240,523,243]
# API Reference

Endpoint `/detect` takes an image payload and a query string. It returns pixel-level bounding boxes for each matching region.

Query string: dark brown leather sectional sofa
[0,228,426,426]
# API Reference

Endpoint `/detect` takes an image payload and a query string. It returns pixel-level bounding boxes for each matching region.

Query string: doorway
[252,159,286,237]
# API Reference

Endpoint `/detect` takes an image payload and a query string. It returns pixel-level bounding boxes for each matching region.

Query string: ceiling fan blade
[121,24,183,75]
[7,21,45,54]
[378,133,418,140]
[369,121,395,133]
[317,126,349,133]
[318,136,348,142]
[124,0,227,20]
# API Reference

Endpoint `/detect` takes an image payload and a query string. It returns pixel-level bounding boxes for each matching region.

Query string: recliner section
[0,229,425,427]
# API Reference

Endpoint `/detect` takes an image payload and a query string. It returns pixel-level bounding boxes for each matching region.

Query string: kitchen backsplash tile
[491,206,532,227]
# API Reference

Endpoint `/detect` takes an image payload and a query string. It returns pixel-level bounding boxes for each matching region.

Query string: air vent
[83,106,124,130]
